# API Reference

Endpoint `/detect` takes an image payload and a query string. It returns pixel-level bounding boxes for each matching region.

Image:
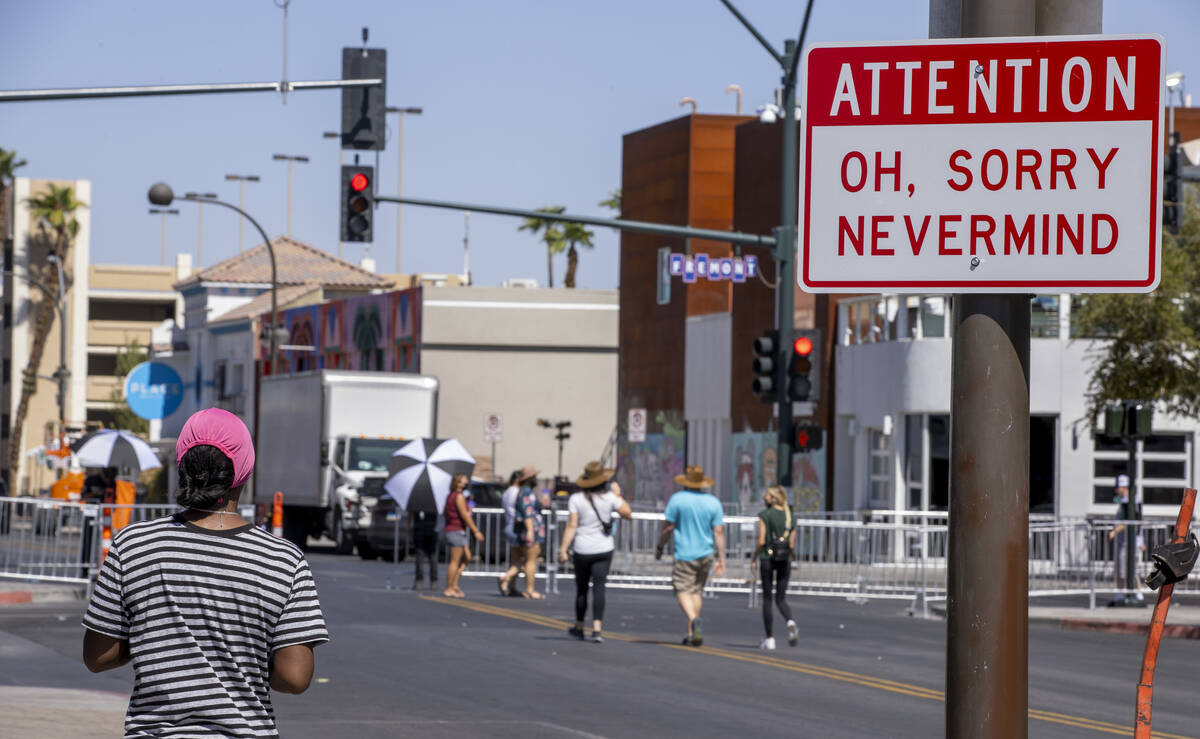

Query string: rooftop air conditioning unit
[502,278,538,289]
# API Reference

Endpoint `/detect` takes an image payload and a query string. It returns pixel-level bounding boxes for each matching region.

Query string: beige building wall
[5,178,91,495]
[419,286,618,484]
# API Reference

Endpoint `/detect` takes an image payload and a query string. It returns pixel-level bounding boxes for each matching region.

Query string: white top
[502,486,520,543]
[568,491,622,555]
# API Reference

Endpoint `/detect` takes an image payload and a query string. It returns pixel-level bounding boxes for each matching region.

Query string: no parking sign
[483,413,503,443]
[628,408,647,443]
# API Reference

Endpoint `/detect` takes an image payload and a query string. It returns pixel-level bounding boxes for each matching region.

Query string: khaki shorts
[672,556,714,595]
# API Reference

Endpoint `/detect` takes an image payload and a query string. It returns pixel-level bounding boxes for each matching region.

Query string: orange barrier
[99,491,114,565]
[111,480,135,531]
[272,491,284,538]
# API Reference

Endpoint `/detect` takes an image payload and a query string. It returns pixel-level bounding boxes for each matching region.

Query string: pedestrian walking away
[82,407,329,738]
[408,508,438,590]
[443,473,485,598]
[498,465,538,596]
[752,485,798,650]
[656,464,725,647]
[512,470,548,599]
[558,461,633,643]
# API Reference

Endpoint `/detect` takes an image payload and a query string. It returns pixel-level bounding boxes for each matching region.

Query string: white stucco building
[833,294,1196,520]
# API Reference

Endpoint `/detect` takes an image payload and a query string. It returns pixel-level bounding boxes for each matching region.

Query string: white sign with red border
[628,408,647,443]
[800,35,1164,293]
[483,413,503,443]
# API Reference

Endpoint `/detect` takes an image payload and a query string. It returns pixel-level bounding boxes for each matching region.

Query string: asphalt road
[3,551,1200,738]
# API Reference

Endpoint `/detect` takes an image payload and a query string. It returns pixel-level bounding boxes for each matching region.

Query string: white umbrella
[383,438,475,514]
[71,430,162,471]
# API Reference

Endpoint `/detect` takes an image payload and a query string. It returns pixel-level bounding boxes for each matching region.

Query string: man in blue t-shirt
[656,464,725,646]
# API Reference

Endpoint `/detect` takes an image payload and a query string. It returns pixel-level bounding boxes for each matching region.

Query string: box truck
[256,370,438,554]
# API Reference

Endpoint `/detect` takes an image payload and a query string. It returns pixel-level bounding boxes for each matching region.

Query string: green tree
[107,338,149,434]
[561,221,595,289]
[1073,194,1200,418]
[8,183,86,485]
[598,189,621,214]
[518,205,566,288]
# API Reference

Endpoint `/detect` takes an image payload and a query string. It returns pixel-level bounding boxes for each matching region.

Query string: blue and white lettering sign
[665,253,760,284]
[123,361,184,420]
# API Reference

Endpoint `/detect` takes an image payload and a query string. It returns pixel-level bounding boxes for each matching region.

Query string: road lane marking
[420,595,1194,739]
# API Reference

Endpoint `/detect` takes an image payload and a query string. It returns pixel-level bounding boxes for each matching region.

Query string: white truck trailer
[256,370,438,553]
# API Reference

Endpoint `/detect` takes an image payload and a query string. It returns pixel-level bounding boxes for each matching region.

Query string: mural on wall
[730,431,825,515]
[615,410,686,509]
[262,287,422,374]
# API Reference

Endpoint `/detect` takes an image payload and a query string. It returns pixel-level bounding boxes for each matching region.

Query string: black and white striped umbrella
[71,429,162,471]
[383,438,475,514]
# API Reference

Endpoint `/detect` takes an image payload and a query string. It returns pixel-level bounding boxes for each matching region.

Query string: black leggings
[760,558,794,638]
[573,551,613,623]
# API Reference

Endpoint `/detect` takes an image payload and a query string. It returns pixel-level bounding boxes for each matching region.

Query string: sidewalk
[1032,603,1200,638]
[0,579,87,606]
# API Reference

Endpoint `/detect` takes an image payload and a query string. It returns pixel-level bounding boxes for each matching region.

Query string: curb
[1060,619,1200,639]
[0,586,87,607]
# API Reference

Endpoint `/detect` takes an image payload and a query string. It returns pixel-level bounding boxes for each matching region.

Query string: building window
[87,353,118,376]
[231,363,245,398]
[1,358,8,385]
[904,415,923,510]
[213,360,228,399]
[88,299,175,322]
[1,414,8,439]
[868,429,892,508]
[1092,433,1191,506]
[2,300,9,328]
[1031,296,1060,338]
[656,247,671,306]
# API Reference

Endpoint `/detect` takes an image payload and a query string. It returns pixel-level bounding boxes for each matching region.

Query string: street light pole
[184,192,217,267]
[386,107,423,274]
[272,154,309,237]
[149,184,280,375]
[224,174,261,252]
[148,207,179,266]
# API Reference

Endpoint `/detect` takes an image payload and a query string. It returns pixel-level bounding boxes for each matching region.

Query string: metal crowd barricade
[0,500,183,587]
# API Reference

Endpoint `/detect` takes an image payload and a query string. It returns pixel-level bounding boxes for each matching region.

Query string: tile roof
[208,283,324,325]
[173,236,392,290]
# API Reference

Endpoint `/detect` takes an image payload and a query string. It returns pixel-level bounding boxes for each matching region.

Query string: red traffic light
[793,336,813,356]
[350,172,370,192]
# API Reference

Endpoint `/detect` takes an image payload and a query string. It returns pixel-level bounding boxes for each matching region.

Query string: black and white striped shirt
[83,514,329,738]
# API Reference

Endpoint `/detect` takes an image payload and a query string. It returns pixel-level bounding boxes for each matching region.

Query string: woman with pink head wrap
[81,408,329,737]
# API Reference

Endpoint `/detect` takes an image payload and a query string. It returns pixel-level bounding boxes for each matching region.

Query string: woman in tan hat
[558,461,633,642]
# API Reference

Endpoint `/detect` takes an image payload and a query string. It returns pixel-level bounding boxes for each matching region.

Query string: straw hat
[575,460,614,490]
[674,464,714,489]
[515,465,539,484]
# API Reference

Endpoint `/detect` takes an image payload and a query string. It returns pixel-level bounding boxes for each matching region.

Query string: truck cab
[326,435,407,555]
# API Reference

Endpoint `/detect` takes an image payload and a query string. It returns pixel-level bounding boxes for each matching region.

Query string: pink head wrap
[176,408,255,488]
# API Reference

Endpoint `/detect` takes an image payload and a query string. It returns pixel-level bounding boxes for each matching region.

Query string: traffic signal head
[341,47,387,151]
[1164,131,1182,233]
[752,329,779,400]
[787,328,821,402]
[792,423,824,452]
[340,165,375,242]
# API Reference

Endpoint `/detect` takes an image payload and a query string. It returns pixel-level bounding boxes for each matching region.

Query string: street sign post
[800,35,1165,293]
[484,413,503,479]
[627,408,647,443]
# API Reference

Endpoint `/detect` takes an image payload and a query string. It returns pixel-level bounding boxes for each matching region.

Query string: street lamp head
[272,154,288,161]
[1166,72,1185,90]
[322,131,340,139]
[148,182,174,206]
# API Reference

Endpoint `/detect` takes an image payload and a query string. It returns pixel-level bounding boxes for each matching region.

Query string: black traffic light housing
[752,329,779,401]
[341,47,387,151]
[1164,131,1182,233]
[793,423,824,452]
[1103,401,1153,439]
[341,165,375,242]
[787,328,821,402]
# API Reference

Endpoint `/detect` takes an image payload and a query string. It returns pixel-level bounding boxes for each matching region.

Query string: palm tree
[598,189,621,214]
[518,206,566,287]
[7,183,86,488]
[561,222,596,289]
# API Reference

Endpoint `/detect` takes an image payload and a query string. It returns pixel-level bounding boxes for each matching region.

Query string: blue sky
[2,1,1196,289]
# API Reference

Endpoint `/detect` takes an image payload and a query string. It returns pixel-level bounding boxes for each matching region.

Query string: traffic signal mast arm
[373,195,777,248]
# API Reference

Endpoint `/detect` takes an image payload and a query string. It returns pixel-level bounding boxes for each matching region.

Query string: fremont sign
[799,35,1165,293]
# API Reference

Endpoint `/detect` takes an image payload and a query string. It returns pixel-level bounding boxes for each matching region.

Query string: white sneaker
[760,637,776,650]
[786,620,799,647]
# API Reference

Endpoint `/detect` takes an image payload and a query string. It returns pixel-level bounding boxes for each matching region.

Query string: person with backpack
[557,461,633,643]
[752,485,798,650]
